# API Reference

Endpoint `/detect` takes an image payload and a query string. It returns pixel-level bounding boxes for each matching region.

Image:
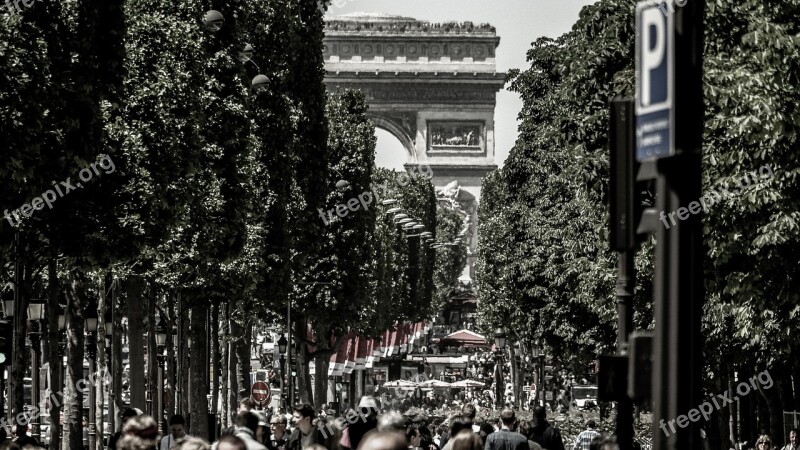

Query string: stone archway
[323,12,505,284]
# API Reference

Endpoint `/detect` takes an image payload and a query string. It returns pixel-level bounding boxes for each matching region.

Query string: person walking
[483,409,528,450]
[234,411,268,450]
[160,415,189,450]
[782,429,799,450]
[267,415,289,450]
[528,406,565,450]
[286,404,325,450]
[571,420,600,450]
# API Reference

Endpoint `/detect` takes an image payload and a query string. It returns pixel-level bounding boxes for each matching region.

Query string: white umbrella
[419,379,451,388]
[383,379,418,388]
[450,379,485,388]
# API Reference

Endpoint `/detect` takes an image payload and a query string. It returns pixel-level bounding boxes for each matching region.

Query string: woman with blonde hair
[756,435,773,450]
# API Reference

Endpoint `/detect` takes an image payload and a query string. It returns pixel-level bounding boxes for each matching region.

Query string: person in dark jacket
[528,406,565,450]
[342,397,379,450]
[483,409,528,450]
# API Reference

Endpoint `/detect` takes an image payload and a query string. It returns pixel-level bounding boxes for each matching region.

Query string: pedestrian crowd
[0,401,796,450]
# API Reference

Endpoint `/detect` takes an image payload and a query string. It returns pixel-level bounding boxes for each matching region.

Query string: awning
[439,329,488,347]
[328,321,429,376]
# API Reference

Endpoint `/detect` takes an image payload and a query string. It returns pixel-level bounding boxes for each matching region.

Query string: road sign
[635,1,674,161]
[251,381,270,403]
[523,386,530,392]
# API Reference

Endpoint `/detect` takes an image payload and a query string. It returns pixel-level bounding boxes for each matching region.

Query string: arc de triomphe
[323,12,505,284]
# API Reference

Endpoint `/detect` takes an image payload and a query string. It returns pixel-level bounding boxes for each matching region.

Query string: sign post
[635,1,705,450]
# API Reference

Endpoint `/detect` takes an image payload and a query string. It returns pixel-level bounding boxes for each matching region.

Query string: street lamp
[203,10,224,32]
[277,335,288,407]
[85,306,99,450]
[27,298,45,440]
[494,328,506,408]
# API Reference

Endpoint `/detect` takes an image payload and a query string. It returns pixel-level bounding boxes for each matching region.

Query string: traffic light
[609,98,657,251]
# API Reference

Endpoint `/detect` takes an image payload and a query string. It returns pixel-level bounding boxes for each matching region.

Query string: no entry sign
[252,381,270,403]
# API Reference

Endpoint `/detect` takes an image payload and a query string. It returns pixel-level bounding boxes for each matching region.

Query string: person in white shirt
[783,429,799,450]
[160,414,188,450]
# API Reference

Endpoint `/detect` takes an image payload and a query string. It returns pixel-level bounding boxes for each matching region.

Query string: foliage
[477,0,800,383]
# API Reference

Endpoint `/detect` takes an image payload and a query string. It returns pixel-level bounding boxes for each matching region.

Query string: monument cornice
[325,71,507,84]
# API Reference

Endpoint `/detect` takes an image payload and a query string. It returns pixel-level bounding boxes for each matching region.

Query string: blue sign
[635,1,674,161]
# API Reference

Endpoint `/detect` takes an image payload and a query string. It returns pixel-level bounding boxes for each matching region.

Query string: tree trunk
[126,275,146,410]
[179,293,190,416]
[189,303,209,439]
[314,356,328,408]
[11,235,29,422]
[95,273,111,450]
[227,306,238,426]
[111,279,123,435]
[62,273,86,450]
[211,304,219,420]
[235,319,252,400]
[166,292,176,422]
[46,260,62,450]
[147,284,157,419]
[295,317,312,404]
[220,303,229,428]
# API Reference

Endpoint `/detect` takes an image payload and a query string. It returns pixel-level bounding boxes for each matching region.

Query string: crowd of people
[89,398,621,450]
[1,397,795,450]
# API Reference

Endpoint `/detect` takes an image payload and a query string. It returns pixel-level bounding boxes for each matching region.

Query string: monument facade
[323,12,505,283]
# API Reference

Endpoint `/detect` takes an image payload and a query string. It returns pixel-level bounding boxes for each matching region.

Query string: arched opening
[374,128,409,170]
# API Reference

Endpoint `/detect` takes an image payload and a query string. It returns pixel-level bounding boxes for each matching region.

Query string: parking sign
[635,1,674,161]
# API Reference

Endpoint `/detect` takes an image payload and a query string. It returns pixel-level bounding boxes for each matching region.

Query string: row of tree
[477,0,800,448]
[0,0,466,447]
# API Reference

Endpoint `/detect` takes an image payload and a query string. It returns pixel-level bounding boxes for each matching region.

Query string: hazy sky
[325,0,598,169]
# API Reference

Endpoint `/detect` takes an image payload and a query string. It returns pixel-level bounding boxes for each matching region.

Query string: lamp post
[104,309,114,437]
[277,335,287,408]
[1,296,14,422]
[155,315,167,434]
[85,307,99,450]
[27,298,45,441]
[493,328,505,408]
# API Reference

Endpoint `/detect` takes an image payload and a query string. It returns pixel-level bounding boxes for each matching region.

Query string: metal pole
[616,250,635,450]
[287,300,293,407]
[88,334,97,450]
[158,355,165,434]
[30,328,41,441]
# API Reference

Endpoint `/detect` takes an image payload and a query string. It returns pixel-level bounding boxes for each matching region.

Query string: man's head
[586,419,596,430]
[217,435,247,450]
[121,408,139,425]
[790,429,798,445]
[499,409,516,429]
[238,398,256,413]
[292,403,316,434]
[270,414,288,438]
[533,406,547,421]
[169,415,186,438]
[235,411,259,434]
[447,415,473,437]
[589,435,619,450]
